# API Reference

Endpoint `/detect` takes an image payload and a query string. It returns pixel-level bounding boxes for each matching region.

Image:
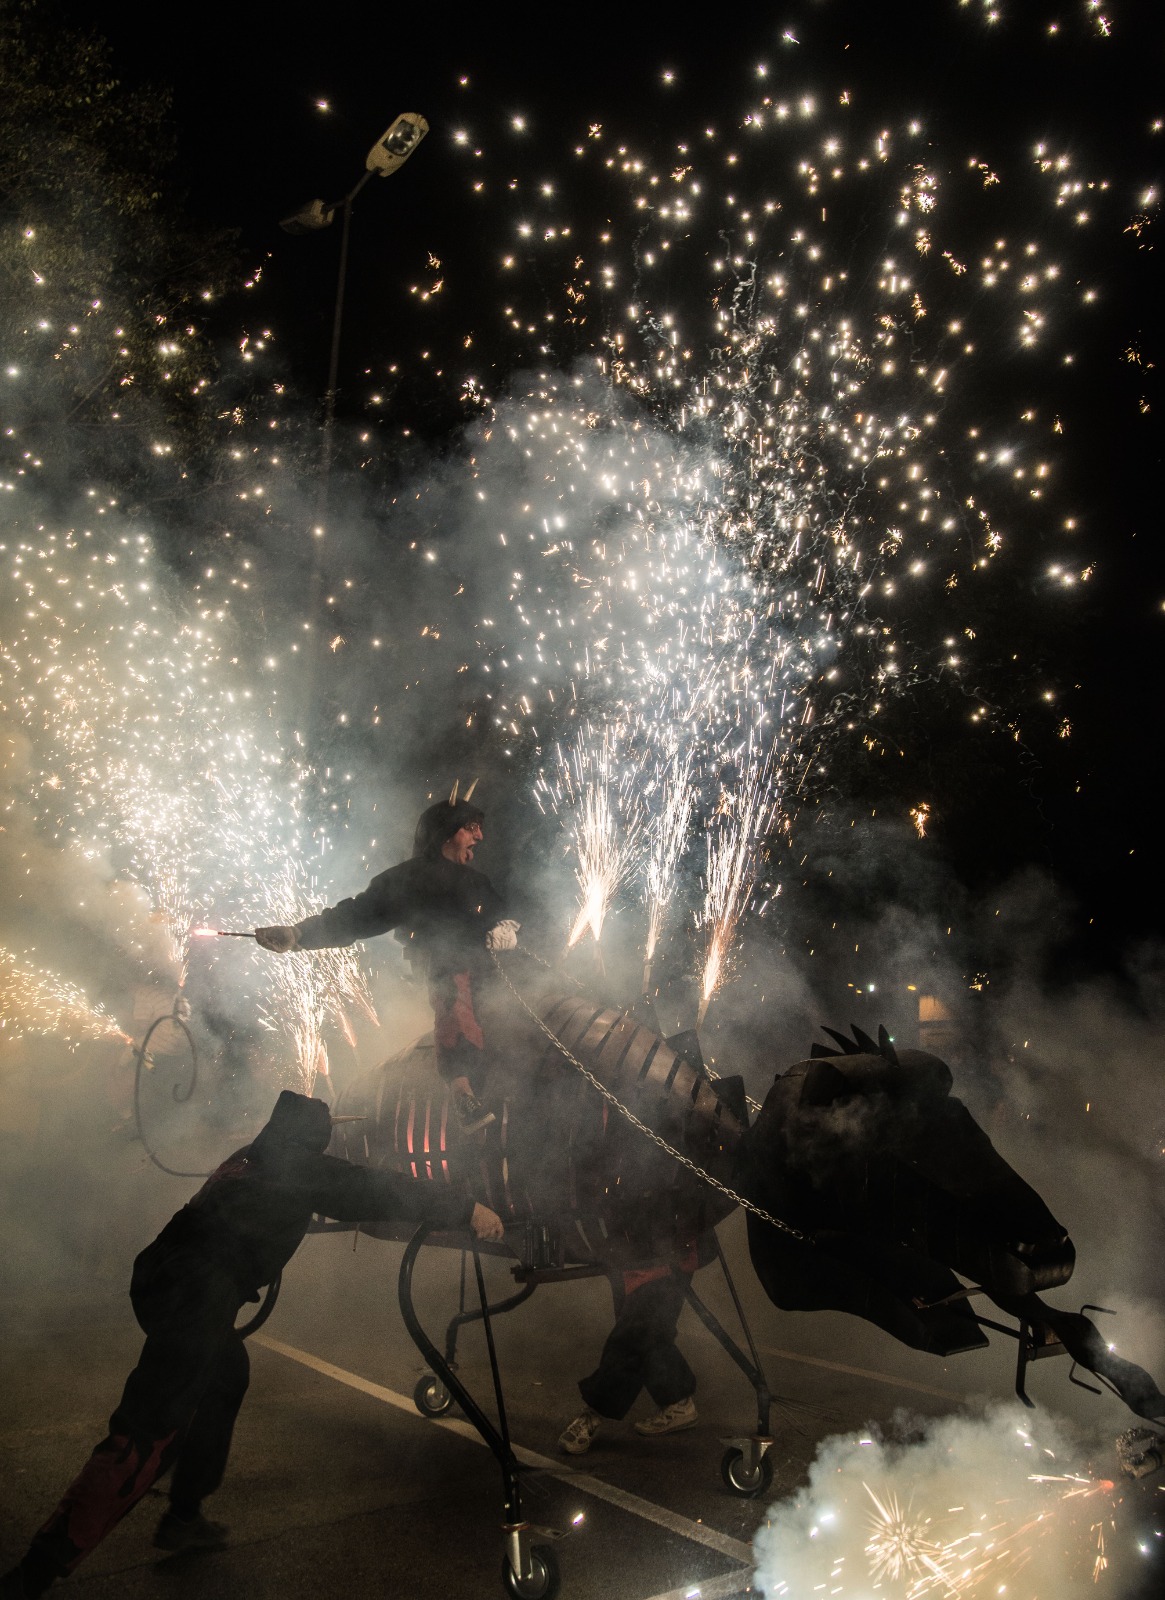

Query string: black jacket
[293,856,504,981]
[134,1093,472,1302]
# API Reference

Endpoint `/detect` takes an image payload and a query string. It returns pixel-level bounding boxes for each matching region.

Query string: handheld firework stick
[191,929,258,939]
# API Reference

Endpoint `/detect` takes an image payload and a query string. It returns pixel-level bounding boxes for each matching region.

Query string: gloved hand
[485,919,520,952]
[470,1202,505,1242]
[255,925,300,953]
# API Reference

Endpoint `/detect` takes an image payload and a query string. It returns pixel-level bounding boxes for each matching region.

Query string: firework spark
[0,526,375,1084]
[0,945,130,1049]
[698,748,778,1024]
[562,733,645,949]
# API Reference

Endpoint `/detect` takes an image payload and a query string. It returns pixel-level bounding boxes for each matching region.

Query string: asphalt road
[0,1213,1157,1600]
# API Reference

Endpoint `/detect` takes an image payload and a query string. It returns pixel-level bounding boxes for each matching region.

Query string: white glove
[486,919,520,952]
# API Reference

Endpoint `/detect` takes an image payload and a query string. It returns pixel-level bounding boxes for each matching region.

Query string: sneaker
[454,1091,496,1136]
[152,1510,229,1553]
[557,1407,601,1455]
[633,1396,698,1436]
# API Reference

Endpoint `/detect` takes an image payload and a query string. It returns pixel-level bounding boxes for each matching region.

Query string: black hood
[250,1090,332,1158]
[413,798,485,860]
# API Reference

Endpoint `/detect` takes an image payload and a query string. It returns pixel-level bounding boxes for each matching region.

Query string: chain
[515,942,762,1115]
[492,950,806,1242]
[703,1061,764,1117]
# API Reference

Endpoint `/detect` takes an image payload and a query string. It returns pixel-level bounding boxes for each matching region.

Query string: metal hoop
[133,1008,208,1178]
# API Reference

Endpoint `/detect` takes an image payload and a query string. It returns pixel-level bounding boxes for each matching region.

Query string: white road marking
[254,1333,754,1568]
[636,1574,753,1600]
[756,1343,961,1401]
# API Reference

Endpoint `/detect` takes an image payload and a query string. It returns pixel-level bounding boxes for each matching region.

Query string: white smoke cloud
[754,1402,1135,1600]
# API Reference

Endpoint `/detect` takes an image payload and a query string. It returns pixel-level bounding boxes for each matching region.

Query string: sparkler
[537,727,646,952]
[698,749,778,1026]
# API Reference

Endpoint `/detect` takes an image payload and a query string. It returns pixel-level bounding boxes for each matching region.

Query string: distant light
[315,99,330,112]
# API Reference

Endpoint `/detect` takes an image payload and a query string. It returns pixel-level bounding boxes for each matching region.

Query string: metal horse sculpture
[327,962,1165,1599]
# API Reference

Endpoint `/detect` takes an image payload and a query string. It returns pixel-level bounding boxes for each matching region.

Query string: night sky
[9,0,1164,1026]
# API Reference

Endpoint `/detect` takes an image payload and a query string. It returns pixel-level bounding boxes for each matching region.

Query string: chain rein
[492,947,806,1243]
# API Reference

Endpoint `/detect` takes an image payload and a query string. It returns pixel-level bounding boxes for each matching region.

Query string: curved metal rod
[684,1281,773,1438]
[398,1222,523,1522]
[444,1280,537,1365]
[133,1010,208,1178]
[237,1273,282,1339]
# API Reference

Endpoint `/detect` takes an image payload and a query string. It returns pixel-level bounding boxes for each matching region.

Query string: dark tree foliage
[0,0,243,490]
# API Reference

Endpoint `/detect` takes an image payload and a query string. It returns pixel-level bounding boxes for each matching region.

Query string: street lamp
[279,113,428,746]
[280,112,429,529]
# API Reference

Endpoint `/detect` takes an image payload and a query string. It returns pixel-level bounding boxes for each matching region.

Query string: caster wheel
[413,1373,454,1418]
[720,1445,773,1498]
[501,1543,561,1599]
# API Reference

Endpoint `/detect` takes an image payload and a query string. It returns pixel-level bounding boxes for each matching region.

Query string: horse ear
[449,779,459,805]
[878,1024,899,1065]
[464,777,478,800]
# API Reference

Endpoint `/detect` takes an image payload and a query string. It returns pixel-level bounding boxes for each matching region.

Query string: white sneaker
[633,1396,697,1436]
[557,1408,601,1455]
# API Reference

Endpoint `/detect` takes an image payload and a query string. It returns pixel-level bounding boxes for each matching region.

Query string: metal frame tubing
[684,1237,774,1437]
[398,1223,525,1524]
[444,1279,538,1367]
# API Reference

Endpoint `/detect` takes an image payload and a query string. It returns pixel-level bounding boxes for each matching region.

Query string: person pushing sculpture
[1,1091,504,1598]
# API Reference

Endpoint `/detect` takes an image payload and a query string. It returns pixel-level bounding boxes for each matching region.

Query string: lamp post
[281,112,429,533]
[280,112,428,745]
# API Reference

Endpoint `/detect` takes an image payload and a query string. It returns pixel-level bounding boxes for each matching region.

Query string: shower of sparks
[756,1406,1144,1599]
[863,1483,964,1593]
[854,1459,1122,1599]
[400,59,1128,1004]
[698,749,778,1023]
[3,21,1149,1060]
[0,945,130,1049]
[0,528,375,1086]
[543,727,646,948]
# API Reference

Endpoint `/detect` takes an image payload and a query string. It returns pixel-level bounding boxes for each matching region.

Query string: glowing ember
[0,945,130,1050]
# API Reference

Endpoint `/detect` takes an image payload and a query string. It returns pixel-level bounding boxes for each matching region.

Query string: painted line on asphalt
[637,1573,753,1600]
[254,1333,753,1568]
[756,1343,961,1401]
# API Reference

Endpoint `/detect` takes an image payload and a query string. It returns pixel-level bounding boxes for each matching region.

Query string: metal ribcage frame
[538,994,746,1164]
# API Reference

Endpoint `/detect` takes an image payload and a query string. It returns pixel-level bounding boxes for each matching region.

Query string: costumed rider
[254,783,519,1135]
[1,1091,504,1599]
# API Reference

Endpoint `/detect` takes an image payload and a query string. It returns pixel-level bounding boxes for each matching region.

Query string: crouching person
[1,1091,503,1598]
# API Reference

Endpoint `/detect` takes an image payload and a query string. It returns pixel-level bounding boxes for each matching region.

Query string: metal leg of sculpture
[444,1280,539,1367]
[683,1241,776,1497]
[398,1225,561,1598]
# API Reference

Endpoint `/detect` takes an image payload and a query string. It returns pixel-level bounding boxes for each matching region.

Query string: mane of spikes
[810,1023,899,1066]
